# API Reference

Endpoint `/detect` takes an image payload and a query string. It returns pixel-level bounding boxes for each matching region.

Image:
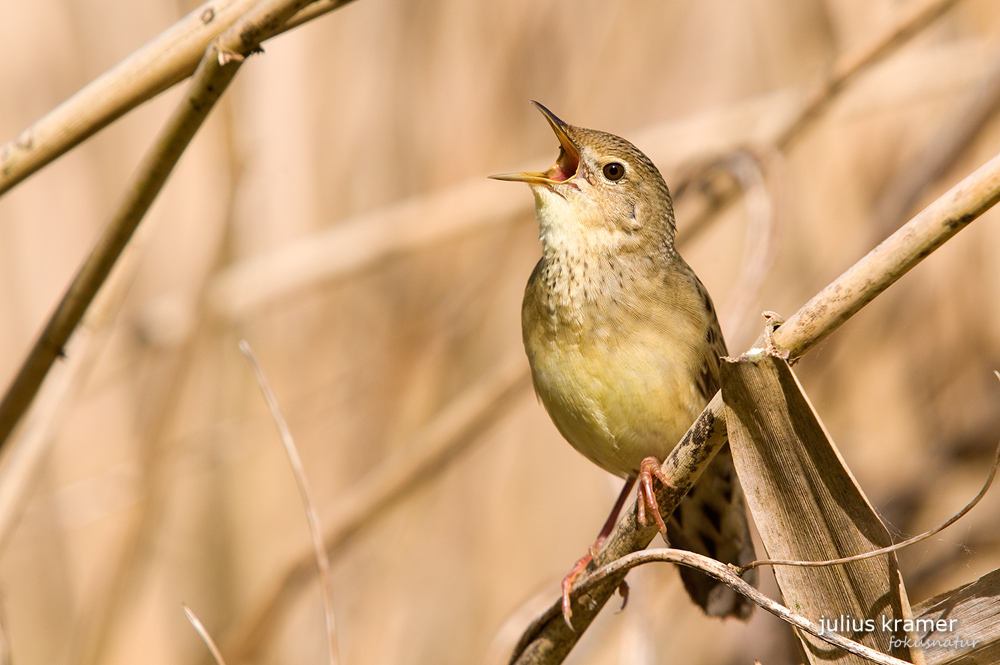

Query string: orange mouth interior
[545,145,579,182]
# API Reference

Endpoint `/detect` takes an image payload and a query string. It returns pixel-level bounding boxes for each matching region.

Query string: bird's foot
[561,536,629,628]
[560,540,599,628]
[561,476,639,628]
[637,456,671,533]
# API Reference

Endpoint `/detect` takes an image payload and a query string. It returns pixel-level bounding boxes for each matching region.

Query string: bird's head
[491,102,676,258]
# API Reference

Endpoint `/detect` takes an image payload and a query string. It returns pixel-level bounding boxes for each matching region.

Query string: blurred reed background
[1,1,1000,663]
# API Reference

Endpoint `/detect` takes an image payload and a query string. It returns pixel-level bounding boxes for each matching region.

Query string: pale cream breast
[522,253,713,478]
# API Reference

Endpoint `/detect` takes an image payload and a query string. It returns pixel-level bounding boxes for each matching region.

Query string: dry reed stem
[225,355,532,663]
[0,124,199,659]
[0,0,332,450]
[240,340,340,665]
[774,0,962,150]
[769,150,1000,359]
[580,549,911,665]
[0,223,152,554]
[74,136,242,664]
[0,328,101,554]
[680,0,962,237]
[73,140,245,664]
[508,148,1000,665]
[0,8,336,653]
[712,148,781,343]
[205,177,526,318]
[77,338,204,665]
[0,54,235,447]
[873,40,1000,234]
[282,0,357,31]
[184,605,229,665]
[0,0,356,196]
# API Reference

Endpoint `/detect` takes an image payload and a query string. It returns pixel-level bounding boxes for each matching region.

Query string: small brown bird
[491,102,756,623]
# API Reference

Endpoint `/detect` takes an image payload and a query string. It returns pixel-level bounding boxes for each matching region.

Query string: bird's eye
[602,162,625,181]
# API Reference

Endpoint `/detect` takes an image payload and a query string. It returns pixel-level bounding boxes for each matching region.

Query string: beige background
[1,1,1000,663]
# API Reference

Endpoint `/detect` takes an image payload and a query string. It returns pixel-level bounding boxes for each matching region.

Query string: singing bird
[491,102,756,623]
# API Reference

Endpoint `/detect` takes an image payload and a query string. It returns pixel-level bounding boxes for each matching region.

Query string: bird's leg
[561,476,636,627]
[637,456,672,533]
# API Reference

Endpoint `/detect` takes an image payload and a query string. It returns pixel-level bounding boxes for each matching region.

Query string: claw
[560,551,588,628]
[614,579,630,613]
[561,573,577,629]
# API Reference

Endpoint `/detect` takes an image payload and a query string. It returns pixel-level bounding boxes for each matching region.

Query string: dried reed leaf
[721,352,919,665]
[911,568,1000,665]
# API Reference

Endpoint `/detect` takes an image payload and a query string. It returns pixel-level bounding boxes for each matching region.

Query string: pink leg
[561,477,636,626]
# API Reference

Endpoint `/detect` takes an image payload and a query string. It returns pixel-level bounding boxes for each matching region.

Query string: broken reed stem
[240,341,340,665]
[508,149,1000,665]
[0,0,356,196]
[0,0,324,450]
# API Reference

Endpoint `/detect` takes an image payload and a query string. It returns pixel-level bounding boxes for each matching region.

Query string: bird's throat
[531,192,640,325]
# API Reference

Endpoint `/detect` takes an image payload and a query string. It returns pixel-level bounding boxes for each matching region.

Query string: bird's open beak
[489,101,580,185]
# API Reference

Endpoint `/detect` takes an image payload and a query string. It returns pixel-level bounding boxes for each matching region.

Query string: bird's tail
[666,444,757,619]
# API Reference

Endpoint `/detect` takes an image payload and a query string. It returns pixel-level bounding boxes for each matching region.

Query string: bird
[490,102,757,624]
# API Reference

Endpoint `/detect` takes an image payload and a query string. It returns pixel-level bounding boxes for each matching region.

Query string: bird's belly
[527,335,703,478]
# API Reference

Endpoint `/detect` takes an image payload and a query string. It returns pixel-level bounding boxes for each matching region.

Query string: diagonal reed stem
[0,0,336,449]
